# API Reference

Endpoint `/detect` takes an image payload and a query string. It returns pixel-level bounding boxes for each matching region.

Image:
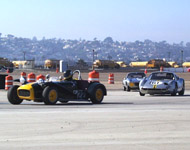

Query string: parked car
[7,70,107,105]
[0,65,6,72]
[0,65,14,73]
[122,72,146,91]
[139,71,185,96]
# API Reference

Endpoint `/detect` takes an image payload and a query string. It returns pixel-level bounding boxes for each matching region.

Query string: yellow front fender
[17,83,35,100]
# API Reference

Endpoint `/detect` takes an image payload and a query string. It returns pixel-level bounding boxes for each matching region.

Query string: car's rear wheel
[42,86,58,105]
[90,86,104,104]
[179,82,185,96]
[7,85,23,105]
[139,91,145,96]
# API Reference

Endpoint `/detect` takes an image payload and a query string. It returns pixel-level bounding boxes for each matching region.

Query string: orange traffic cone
[5,75,13,90]
[27,73,36,82]
[108,73,114,84]
[88,70,99,82]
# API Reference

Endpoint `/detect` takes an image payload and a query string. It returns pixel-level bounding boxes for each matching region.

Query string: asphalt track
[0,89,190,150]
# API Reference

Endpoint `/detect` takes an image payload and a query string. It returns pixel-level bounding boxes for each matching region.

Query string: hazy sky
[0,0,189,43]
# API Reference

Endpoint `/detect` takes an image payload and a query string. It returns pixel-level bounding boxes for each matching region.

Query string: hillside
[0,34,190,64]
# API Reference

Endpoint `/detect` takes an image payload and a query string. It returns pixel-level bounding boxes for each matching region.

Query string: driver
[63,70,73,81]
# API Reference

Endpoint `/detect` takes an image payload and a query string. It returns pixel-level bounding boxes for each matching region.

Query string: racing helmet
[63,70,73,80]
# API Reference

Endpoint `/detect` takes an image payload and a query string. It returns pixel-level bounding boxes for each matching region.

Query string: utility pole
[92,49,95,70]
[181,50,184,66]
[23,51,26,61]
[94,52,98,60]
[168,52,171,61]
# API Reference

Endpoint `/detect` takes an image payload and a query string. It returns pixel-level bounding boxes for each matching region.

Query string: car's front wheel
[7,85,23,105]
[179,82,185,96]
[139,91,145,96]
[171,84,177,96]
[123,86,126,91]
[126,84,131,91]
[42,86,58,105]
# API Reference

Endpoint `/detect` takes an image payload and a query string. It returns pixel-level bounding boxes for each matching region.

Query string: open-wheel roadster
[7,70,107,105]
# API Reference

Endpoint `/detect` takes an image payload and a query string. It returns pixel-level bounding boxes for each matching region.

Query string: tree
[186,42,190,47]
[104,37,113,44]
[32,36,37,41]
[180,41,184,47]
[107,55,112,60]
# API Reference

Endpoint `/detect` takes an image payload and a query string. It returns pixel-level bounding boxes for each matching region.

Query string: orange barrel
[160,66,163,72]
[36,74,45,81]
[144,68,147,74]
[5,75,13,90]
[88,70,99,82]
[108,73,114,84]
[21,72,27,80]
[27,73,36,82]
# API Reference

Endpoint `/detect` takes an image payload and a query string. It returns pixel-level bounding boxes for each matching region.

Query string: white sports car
[122,72,146,91]
[139,71,185,96]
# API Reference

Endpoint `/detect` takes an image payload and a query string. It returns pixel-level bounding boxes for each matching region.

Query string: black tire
[123,86,126,91]
[171,91,176,96]
[171,84,177,96]
[42,86,58,105]
[139,91,145,96]
[179,82,185,96]
[126,84,131,91]
[7,85,23,105]
[90,86,104,104]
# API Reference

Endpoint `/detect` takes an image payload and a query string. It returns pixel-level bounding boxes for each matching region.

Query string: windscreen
[127,73,145,78]
[150,73,174,80]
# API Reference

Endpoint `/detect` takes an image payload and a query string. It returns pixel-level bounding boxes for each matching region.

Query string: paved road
[0,90,190,150]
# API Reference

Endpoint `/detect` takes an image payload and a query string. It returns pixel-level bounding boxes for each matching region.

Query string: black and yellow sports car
[7,70,107,105]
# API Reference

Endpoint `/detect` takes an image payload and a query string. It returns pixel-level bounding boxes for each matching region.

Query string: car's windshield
[150,72,174,80]
[127,73,145,78]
